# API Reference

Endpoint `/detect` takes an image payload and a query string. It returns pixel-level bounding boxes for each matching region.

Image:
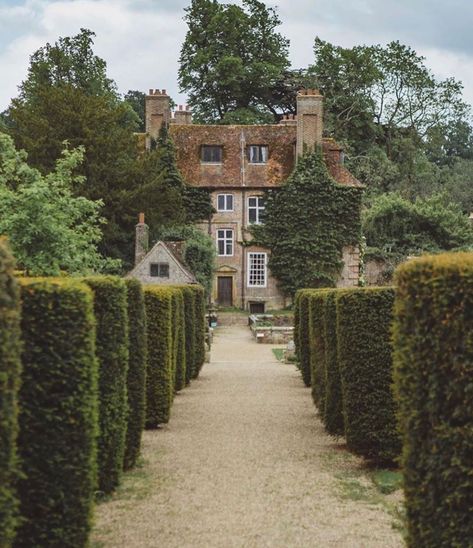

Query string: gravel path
[92,325,404,548]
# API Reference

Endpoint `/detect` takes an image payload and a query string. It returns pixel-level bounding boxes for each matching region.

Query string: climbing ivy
[253,149,363,297]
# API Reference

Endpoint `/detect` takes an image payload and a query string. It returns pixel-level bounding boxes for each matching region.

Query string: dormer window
[248,145,268,164]
[201,145,223,164]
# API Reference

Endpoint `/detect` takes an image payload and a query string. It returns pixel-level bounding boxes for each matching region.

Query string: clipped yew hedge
[393,253,473,547]
[123,279,147,471]
[308,290,328,412]
[16,278,98,547]
[294,290,312,387]
[337,287,400,464]
[144,286,175,427]
[190,285,206,379]
[181,286,196,386]
[322,290,344,436]
[0,239,21,546]
[172,290,186,393]
[83,277,129,495]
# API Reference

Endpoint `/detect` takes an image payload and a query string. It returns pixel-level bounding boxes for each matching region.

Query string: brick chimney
[173,104,193,125]
[145,88,171,148]
[135,212,149,266]
[296,89,323,157]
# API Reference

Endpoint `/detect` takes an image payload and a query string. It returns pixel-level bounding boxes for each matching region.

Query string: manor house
[140,88,362,312]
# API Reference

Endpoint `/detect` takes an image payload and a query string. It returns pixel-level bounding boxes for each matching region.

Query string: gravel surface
[92,325,404,548]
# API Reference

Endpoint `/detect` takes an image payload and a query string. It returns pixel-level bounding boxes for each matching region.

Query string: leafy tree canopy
[253,150,363,297]
[0,132,117,275]
[179,0,290,122]
[124,90,146,132]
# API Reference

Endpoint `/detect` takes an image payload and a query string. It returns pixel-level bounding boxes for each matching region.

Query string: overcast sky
[1,0,473,111]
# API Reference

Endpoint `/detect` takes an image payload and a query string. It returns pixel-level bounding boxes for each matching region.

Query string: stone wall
[338,246,361,287]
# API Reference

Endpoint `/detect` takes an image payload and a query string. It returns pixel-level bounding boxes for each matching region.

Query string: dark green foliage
[294,290,312,387]
[189,285,206,379]
[0,239,21,545]
[16,278,98,547]
[144,287,174,427]
[172,291,186,393]
[336,288,401,464]
[124,90,145,132]
[308,291,328,413]
[83,277,129,495]
[254,150,363,297]
[393,253,473,547]
[323,291,344,436]
[123,279,147,471]
[181,287,196,386]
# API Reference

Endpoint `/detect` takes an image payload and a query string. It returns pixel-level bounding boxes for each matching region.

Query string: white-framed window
[248,196,265,225]
[217,229,233,256]
[201,145,223,163]
[248,252,267,287]
[248,145,268,164]
[217,194,234,212]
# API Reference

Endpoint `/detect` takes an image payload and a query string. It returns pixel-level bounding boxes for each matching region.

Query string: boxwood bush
[16,278,98,547]
[393,253,473,547]
[0,239,21,546]
[308,290,328,413]
[295,290,312,387]
[322,290,344,436]
[144,286,174,427]
[337,287,400,464]
[83,277,129,495]
[123,279,147,471]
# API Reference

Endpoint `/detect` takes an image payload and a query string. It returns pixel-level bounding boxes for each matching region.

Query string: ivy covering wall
[254,150,363,296]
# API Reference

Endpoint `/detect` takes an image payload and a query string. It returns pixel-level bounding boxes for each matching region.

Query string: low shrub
[0,239,21,546]
[308,290,329,412]
[322,290,344,436]
[16,278,98,546]
[144,286,174,427]
[393,253,473,547]
[337,287,400,464]
[83,277,129,495]
[295,290,312,387]
[123,279,147,471]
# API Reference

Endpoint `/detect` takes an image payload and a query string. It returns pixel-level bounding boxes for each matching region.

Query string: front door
[217,276,233,306]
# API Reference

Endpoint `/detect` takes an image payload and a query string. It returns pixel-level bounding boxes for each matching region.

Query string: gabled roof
[127,240,197,283]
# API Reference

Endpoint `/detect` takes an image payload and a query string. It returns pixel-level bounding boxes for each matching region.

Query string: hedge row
[393,253,473,547]
[295,286,400,465]
[0,239,21,546]
[0,265,206,546]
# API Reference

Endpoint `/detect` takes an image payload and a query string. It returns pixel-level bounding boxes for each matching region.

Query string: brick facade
[140,88,363,310]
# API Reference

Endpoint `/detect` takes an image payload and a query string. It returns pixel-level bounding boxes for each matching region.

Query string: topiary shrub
[123,279,147,471]
[171,290,186,393]
[322,290,344,436]
[308,290,329,413]
[181,286,196,386]
[337,287,400,464]
[393,253,473,547]
[16,278,98,547]
[295,290,312,387]
[0,238,21,546]
[144,286,174,427]
[189,285,206,379]
[83,277,129,495]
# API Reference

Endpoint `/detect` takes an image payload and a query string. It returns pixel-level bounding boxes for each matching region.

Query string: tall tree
[179,0,290,122]
[124,90,146,132]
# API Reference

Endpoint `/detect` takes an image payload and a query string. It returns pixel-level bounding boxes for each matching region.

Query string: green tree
[253,150,363,297]
[179,0,290,122]
[124,90,145,132]
[0,132,117,275]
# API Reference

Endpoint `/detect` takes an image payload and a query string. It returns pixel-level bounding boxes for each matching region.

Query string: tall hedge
[171,290,186,393]
[83,277,129,495]
[337,287,400,464]
[322,290,344,436]
[190,285,206,379]
[16,279,98,547]
[123,279,147,471]
[308,291,328,413]
[0,239,21,546]
[295,290,312,387]
[181,286,196,386]
[393,253,473,547]
[144,286,174,427]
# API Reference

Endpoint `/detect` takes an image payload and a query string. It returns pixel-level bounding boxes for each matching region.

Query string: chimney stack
[145,88,171,148]
[173,104,193,125]
[296,89,323,157]
[135,212,149,266]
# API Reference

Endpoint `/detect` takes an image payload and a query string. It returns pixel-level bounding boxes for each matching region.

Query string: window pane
[248,197,257,207]
[217,195,225,210]
[226,242,232,255]
[159,263,169,278]
[150,263,159,277]
[202,146,222,163]
[218,240,225,255]
[249,208,257,223]
[248,253,266,286]
[227,195,233,210]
